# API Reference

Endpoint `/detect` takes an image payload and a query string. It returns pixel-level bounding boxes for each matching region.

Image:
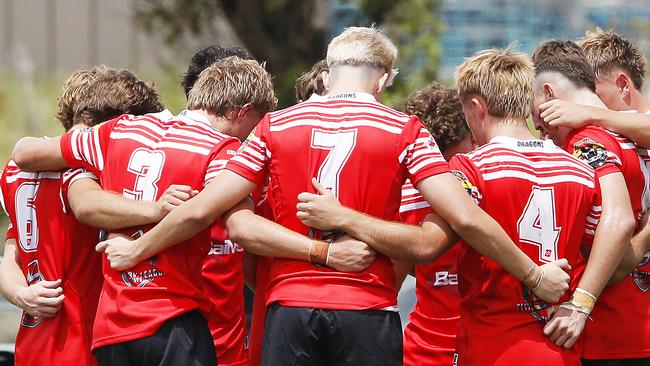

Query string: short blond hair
[57,65,112,131]
[578,28,646,89]
[187,56,277,116]
[327,27,397,74]
[455,48,534,120]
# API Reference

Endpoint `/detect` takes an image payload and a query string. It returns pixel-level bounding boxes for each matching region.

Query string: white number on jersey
[517,187,561,263]
[310,129,357,197]
[123,148,166,202]
[15,182,40,252]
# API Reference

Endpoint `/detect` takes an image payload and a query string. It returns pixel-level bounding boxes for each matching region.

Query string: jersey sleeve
[400,117,450,186]
[225,114,271,187]
[448,154,483,206]
[60,168,99,214]
[204,138,241,187]
[398,180,432,225]
[0,167,17,241]
[5,224,16,241]
[582,178,602,246]
[567,130,623,177]
[59,118,119,176]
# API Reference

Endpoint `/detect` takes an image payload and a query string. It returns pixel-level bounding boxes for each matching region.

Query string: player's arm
[0,238,64,318]
[96,170,256,269]
[610,210,650,283]
[243,252,258,290]
[12,136,68,172]
[299,174,571,303]
[393,261,413,288]
[544,172,635,349]
[224,198,375,273]
[67,177,198,230]
[540,100,650,148]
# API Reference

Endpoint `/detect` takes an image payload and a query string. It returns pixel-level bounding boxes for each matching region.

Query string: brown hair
[295,60,328,102]
[578,28,646,89]
[531,40,597,92]
[73,69,164,127]
[456,47,534,120]
[403,82,470,152]
[187,56,277,116]
[56,66,111,131]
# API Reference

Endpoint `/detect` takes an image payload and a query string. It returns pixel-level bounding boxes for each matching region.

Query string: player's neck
[565,89,607,109]
[191,109,236,137]
[483,117,536,143]
[629,89,650,113]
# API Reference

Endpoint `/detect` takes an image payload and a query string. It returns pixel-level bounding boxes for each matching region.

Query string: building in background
[439,0,650,82]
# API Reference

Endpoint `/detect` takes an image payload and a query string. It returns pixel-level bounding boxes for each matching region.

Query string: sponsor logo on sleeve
[452,170,482,205]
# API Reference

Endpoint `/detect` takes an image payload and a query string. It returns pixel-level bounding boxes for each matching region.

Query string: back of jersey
[227,93,449,311]
[452,137,598,366]
[60,109,241,349]
[0,162,101,366]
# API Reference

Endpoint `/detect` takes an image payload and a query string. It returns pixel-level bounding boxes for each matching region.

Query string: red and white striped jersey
[564,125,650,360]
[59,109,241,349]
[0,163,102,366]
[452,136,599,366]
[226,92,449,310]
[400,180,460,366]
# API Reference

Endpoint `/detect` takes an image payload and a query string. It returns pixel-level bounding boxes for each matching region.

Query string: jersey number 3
[123,148,166,201]
[517,187,561,263]
[310,129,357,197]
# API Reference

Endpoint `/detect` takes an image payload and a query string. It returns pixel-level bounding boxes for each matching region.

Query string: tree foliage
[134,0,442,108]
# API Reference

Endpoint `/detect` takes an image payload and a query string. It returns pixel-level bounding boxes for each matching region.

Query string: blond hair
[578,28,646,89]
[455,48,534,119]
[327,27,397,75]
[187,56,277,116]
[57,65,112,131]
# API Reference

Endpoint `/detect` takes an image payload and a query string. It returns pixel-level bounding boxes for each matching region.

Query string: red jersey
[0,162,102,366]
[59,109,241,349]
[203,223,248,366]
[226,92,449,310]
[564,126,650,359]
[400,180,460,366]
[452,136,599,366]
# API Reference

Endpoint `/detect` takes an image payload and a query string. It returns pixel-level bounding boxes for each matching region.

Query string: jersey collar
[489,135,558,149]
[177,109,211,126]
[308,92,377,103]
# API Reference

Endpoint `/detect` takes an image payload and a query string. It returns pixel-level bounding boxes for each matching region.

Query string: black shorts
[582,359,650,366]
[261,303,402,366]
[94,310,216,366]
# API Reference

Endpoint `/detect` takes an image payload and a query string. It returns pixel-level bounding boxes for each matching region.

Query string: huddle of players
[0,25,647,366]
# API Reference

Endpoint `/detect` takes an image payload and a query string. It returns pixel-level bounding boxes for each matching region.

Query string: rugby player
[96,27,570,366]
[182,46,254,366]
[531,40,649,366]
[0,67,180,365]
[398,82,472,366]
[295,60,328,102]
[297,48,602,365]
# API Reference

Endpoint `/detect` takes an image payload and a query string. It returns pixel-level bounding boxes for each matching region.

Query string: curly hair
[73,69,164,127]
[56,65,112,131]
[403,82,470,152]
[295,60,328,102]
[182,45,254,97]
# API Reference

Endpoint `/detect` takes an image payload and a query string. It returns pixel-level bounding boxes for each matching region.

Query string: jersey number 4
[310,129,357,197]
[517,187,561,263]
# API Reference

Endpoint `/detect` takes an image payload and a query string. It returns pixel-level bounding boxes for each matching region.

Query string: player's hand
[15,279,65,318]
[296,178,347,230]
[327,235,376,272]
[539,100,596,129]
[153,185,199,221]
[533,259,571,303]
[543,304,588,349]
[96,234,141,271]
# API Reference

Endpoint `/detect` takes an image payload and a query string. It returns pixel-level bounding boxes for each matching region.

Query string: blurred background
[0,0,649,353]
